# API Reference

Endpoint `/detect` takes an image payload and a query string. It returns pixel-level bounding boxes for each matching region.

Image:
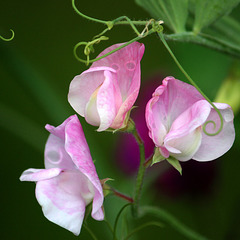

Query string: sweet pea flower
[146,77,235,162]
[68,42,145,131]
[20,115,104,235]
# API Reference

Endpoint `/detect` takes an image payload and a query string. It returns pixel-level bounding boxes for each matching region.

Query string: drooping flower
[68,42,145,131]
[146,76,235,162]
[20,115,104,235]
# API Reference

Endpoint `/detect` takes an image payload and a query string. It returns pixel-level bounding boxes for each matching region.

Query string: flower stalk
[126,119,146,217]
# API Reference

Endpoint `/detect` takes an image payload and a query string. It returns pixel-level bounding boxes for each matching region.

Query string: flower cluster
[20,42,235,235]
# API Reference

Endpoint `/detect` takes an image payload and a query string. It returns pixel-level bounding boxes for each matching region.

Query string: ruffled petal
[45,115,79,170]
[165,128,202,161]
[193,103,235,161]
[19,168,62,182]
[91,42,145,129]
[91,42,145,99]
[96,70,121,131]
[64,115,104,221]
[44,133,76,170]
[145,94,168,146]
[164,100,211,161]
[152,77,204,131]
[68,67,116,117]
[35,170,92,235]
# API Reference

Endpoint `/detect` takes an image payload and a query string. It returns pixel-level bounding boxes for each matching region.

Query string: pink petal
[36,170,93,235]
[45,115,80,170]
[92,42,145,128]
[45,115,75,140]
[96,70,121,131]
[146,77,205,148]
[68,67,116,117]
[19,168,63,182]
[165,128,202,161]
[91,42,145,98]
[44,133,76,170]
[145,92,168,147]
[193,103,235,161]
[164,100,211,161]
[64,115,104,220]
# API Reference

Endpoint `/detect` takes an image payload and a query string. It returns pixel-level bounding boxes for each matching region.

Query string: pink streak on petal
[96,70,120,131]
[45,115,78,170]
[68,67,116,117]
[19,168,63,182]
[146,77,205,150]
[36,171,87,235]
[91,42,144,98]
[64,115,104,220]
[145,93,168,147]
[164,100,211,161]
[91,42,145,129]
[44,133,77,170]
[193,103,235,161]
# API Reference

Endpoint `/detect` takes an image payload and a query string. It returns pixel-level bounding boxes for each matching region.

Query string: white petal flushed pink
[19,115,104,235]
[68,42,145,131]
[145,77,235,162]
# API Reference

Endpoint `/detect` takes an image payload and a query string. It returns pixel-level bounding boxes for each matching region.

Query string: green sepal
[166,156,182,175]
[104,106,137,133]
[151,148,165,166]
[100,178,114,197]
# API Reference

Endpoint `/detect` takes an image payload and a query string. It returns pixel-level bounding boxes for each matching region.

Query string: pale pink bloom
[20,115,104,235]
[146,77,235,162]
[68,42,145,131]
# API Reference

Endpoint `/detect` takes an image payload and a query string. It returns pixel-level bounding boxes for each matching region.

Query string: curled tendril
[158,32,224,137]
[72,0,165,66]
[0,29,15,41]
[203,106,224,136]
[73,21,162,65]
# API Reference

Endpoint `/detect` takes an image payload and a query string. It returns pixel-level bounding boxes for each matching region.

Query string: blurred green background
[1,0,240,239]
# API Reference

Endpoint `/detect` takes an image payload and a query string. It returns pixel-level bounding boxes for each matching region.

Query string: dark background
[1,1,239,239]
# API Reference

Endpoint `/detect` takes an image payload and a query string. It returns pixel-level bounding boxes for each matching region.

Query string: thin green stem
[112,16,141,36]
[83,224,99,240]
[158,32,224,136]
[113,203,132,240]
[114,20,149,26]
[124,221,164,240]
[0,29,14,41]
[127,119,146,217]
[72,0,108,26]
[104,219,114,234]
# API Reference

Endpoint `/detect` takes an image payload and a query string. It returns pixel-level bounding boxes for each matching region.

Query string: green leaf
[151,148,165,166]
[166,157,182,175]
[141,206,209,240]
[135,0,188,33]
[191,0,240,33]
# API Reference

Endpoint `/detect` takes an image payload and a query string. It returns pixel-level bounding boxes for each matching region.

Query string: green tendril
[72,0,109,26]
[72,1,165,65]
[158,32,224,137]
[74,28,157,66]
[0,29,15,41]
[112,16,142,36]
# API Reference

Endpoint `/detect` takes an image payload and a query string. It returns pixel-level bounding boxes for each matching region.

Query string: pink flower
[146,77,235,162]
[68,42,145,131]
[20,115,104,235]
